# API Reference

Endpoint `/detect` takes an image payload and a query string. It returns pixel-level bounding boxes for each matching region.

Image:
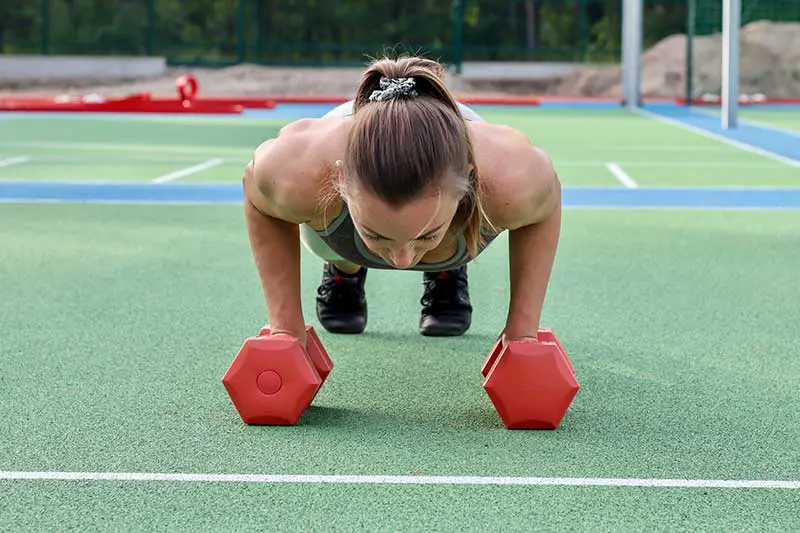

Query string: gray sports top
[313,100,502,272]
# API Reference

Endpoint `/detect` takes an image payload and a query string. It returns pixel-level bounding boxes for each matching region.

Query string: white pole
[622,0,643,108]
[721,0,741,129]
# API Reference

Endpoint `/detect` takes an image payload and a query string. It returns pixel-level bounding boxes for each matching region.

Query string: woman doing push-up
[242,55,561,346]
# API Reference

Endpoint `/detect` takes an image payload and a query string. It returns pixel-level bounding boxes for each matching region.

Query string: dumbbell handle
[497,333,539,347]
[259,324,309,349]
[260,324,334,382]
[481,328,572,378]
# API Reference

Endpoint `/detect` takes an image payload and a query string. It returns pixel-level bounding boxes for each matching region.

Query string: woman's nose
[389,247,415,268]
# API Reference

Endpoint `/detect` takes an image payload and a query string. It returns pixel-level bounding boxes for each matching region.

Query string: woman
[242,56,561,346]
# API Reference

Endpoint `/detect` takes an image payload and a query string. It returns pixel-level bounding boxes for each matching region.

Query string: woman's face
[345,182,460,269]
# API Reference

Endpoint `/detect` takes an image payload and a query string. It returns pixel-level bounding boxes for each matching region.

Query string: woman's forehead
[350,191,456,238]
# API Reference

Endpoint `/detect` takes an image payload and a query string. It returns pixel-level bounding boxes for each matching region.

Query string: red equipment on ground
[0,75,275,114]
[481,328,580,429]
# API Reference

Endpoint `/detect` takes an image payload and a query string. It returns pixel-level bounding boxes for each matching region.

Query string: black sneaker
[316,263,368,334]
[419,265,472,336]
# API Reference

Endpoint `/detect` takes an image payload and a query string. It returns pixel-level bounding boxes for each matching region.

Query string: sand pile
[547,20,800,97]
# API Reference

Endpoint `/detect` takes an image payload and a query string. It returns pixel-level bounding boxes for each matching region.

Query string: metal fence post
[578,0,588,61]
[39,0,50,54]
[146,0,156,56]
[453,0,465,74]
[685,0,696,105]
[237,0,247,63]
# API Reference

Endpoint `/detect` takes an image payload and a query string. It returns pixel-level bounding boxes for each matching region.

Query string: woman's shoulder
[245,118,348,223]
[470,122,560,231]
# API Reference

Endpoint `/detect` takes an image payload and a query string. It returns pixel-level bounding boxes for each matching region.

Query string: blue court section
[242,101,627,120]
[644,104,800,163]
[244,104,342,120]
[2,181,800,208]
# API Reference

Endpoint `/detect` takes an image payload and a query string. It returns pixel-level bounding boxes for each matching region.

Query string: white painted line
[0,156,30,168]
[28,155,223,164]
[152,158,224,183]
[560,161,786,168]
[0,140,248,155]
[606,162,638,188]
[0,471,798,489]
[631,108,800,168]
[556,146,735,153]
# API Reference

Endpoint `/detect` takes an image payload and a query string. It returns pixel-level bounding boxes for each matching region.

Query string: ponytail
[345,55,495,257]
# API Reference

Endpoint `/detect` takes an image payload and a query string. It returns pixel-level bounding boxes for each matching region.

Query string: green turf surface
[738,108,800,133]
[481,108,798,187]
[1,203,798,529]
[0,153,245,182]
[0,115,282,148]
[2,483,798,531]
[697,107,800,134]
[0,109,797,186]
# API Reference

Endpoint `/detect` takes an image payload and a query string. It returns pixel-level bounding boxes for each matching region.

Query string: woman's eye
[362,232,437,243]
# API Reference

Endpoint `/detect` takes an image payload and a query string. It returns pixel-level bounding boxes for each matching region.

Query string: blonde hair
[341,55,494,258]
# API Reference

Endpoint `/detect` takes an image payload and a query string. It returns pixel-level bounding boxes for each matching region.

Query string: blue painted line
[253,101,624,120]
[537,101,623,109]
[244,103,342,120]
[645,105,800,163]
[1,181,799,208]
[564,187,800,208]
[0,181,243,203]
[245,102,550,120]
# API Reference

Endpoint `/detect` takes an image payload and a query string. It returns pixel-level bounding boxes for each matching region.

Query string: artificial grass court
[734,107,800,133]
[694,106,800,137]
[1,107,799,187]
[2,107,800,530]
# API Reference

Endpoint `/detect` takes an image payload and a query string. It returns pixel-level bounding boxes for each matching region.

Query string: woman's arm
[242,140,316,345]
[497,146,562,341]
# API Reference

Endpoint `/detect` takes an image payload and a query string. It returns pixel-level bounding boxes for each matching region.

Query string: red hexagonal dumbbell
[222,325,333,425]
[481,328,579,430]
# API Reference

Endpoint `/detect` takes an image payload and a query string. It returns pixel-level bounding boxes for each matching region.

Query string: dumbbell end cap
[483,342,579,430]
[222,336,322,426]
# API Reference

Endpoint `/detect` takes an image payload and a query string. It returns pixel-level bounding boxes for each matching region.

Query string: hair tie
[368,77,418,102]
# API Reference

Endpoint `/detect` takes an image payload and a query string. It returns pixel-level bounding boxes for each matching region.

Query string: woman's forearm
[504,199,561,340]
[244,194,306,341]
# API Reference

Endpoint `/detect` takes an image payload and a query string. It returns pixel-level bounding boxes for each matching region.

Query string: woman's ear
[335,160,350,200]
[335,160,345,185]
[467,164,477,183]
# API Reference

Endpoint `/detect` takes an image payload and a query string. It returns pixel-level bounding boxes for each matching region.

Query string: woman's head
[336,56,491,268]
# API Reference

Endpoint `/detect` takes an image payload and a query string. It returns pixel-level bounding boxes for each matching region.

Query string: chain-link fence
[685,0,800,100]
[2,0,797,99]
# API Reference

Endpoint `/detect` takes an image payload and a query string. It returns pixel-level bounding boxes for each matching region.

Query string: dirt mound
[546,20,800,97]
